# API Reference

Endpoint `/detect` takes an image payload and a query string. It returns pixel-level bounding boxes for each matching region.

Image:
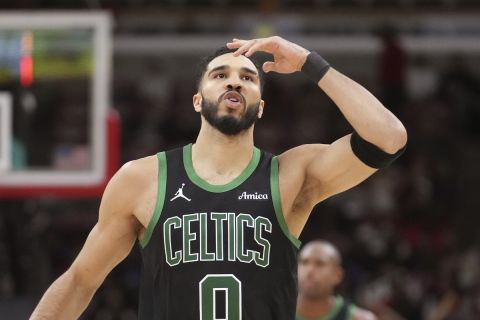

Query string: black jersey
[138,144,300,320]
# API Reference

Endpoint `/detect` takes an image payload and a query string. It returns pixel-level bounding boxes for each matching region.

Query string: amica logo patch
[238,191,269,200]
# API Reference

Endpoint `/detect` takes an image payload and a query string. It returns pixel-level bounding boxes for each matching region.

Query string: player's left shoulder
[351,307,378,320]
[278,143,328,165]
[276,144,329,208]
[276,143,329,185]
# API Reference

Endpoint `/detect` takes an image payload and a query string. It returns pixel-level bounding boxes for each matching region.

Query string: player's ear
[193,93,202,113]
[257,99,265,119]
[334,266,344,286]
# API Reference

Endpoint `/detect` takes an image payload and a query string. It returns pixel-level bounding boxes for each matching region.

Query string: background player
[297,240,377,320]
[297,241,406,320]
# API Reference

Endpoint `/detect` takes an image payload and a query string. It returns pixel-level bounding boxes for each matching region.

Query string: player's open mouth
[222,91,244,109]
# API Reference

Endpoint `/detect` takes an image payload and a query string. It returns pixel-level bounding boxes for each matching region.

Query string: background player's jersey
[296,296,355,320]
[138,144,300,320]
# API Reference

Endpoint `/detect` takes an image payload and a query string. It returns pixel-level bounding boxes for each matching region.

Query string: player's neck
[297,295,336,320]
[193,125,255,182]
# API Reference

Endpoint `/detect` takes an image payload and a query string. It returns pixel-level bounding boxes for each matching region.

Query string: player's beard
[201,94,260,136]
[301,287,328,301]
[298,278,330,301]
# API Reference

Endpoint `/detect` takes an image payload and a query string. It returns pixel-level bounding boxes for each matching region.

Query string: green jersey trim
[140,152,167,249]
[296,296,344,320]
[346,304,355,320]
[183,143,261,193]
[270,156,301,249]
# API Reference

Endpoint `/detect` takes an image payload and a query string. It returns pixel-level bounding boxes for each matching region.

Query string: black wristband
[301,51,331,83]
[350,131,406,169]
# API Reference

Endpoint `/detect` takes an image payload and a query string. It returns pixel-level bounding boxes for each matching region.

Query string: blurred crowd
[2,0,480,10]
[2,21,480,320]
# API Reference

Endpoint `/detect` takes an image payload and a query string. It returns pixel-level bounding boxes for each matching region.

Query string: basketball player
[297,241,377,320]
[30,36,407,319]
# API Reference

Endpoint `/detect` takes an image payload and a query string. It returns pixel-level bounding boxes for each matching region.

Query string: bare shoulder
[117,155,158,187]
[277,144,323,189]
[278,144,328,165]
[100,154,159,221]
[277,144,329,184]
[352,307,378,320]
[275,144,329,235]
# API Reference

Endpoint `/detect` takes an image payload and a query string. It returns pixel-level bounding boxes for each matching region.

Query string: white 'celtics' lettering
[238,191,268,200]
[163,212,272,268]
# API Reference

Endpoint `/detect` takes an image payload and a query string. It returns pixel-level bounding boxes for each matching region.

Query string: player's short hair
[196,46,265,92]
[300,240,343,266]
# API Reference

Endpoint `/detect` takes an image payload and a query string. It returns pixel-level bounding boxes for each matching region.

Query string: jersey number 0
[199,274,242,320]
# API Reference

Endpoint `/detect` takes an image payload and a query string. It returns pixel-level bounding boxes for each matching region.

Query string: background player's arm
[30,162,145,320]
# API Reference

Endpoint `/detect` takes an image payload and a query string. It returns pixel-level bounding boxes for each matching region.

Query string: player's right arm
[30,160,148,320]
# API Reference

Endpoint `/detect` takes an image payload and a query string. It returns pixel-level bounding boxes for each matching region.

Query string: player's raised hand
[226,36,310,74]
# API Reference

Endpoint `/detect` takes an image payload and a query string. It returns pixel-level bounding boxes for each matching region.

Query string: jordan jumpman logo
[170,183,191,202]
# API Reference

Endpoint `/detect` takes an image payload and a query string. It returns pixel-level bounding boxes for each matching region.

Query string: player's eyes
[213,73,254,81]
[244,75,257,81]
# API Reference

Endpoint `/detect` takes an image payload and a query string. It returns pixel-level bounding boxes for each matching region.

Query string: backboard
[0,12,117,198]
[0,92,12,172]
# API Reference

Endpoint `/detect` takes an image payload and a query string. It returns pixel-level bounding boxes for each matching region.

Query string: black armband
[301,51,331,83]
[350,131,406,169]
